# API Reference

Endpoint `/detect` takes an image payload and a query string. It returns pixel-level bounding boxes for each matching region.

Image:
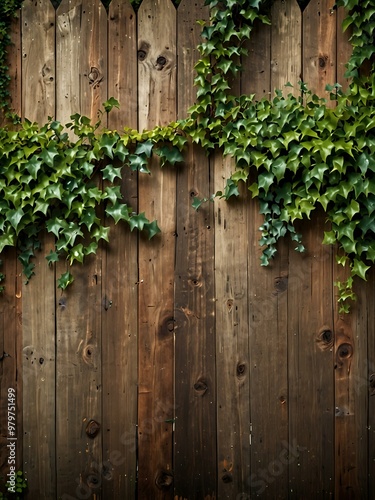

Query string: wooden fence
[0,0,374,498]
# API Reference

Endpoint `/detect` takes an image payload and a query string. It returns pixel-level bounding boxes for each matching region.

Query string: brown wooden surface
[102,1,138,498]
[137,0,177,498]
[21,0,55,122]
[303,0,336,101]
[56,0,107,127]
[0,2,374,499]
[174,1,216,499]
[271,0,302,94]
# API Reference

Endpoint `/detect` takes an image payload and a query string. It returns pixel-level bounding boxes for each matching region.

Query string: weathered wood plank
[241,18,271,99]
[22,234,56,499]
[367,267,375,498]
[101,1,138,498]
[287,211,334,497]
[21,0,55,122]
[271,0,302,95]
[214,157,250,499]
[247,207,289,499]
[137,0,177,498]
[303,0,336,103]
[334,263,368,498]
[174,1,216,499]
[336,5,352,91]
[0,249,22,480]
[56,0,107,128]
[108,0,137,129]
[0,13,21,124]
[55,2,105,498]
[55,254,102,499]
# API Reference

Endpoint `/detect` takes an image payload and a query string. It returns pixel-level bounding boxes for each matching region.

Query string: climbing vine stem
[0,0,374,312]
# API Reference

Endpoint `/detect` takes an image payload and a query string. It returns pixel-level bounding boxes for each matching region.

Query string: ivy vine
[0,0,374,313]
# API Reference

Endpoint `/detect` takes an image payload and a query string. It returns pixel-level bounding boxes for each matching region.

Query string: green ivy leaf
[57,271,74,290]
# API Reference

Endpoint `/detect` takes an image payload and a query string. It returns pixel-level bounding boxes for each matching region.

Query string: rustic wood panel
[101,2,138,498]
[336,5,352,91]
[303,0,336,103]
[174,1,216,499]
[137,0,177,498]
[367,267,375,499]
[56,0,107,128]
[271,0,302,94]
[0,249,22,479]
[55,2,105,498]
[287,211,334,497]
[22,234,56,499]
[333,261,368,498]
[242,18,271,99]
[214,156,250,498]
[21,0,55,122]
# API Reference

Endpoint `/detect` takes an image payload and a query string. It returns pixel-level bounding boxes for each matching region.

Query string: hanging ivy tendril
[0,0,374,312]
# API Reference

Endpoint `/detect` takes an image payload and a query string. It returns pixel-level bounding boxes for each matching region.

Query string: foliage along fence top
[0,0,375,499]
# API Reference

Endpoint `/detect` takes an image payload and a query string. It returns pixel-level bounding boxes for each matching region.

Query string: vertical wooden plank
[56,0,107,128]
[241,19,271,99]
[271,0,302,95]
[0,13,22,124]
[303,0,336,102]
[334,266,368,498]
[137,0,176,498]
[336,5,352,91]
[0,249,22,481]
[22,235,56,499]
[108,0,137,129]
[21,0,55,122]
[174,1,216,499]
[20,3,57,498]
[101,1,138,498]
[215,160,250,499]
[287,212,334,497]
[367,267,375,499]
[55,1,106,498]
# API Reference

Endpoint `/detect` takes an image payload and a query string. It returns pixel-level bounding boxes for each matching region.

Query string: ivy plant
[0,0,374,313]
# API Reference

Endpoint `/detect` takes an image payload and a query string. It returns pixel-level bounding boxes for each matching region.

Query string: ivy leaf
[103,97,120,113]
[102,164,122,183]
[57,271,74,290]
[46,217,66,238]
[46,250,60,266]
[223,179,239,199]
[92,225,110,242]
[144,220,161,239]
[68,244,85,264]
[129,154,150,174]
[135,140,154,158]
[129,212,149,232]
[40,146,59,167]
[26,156,42,180]
[105,202,131,224]
[99,133,118,159]
[155,146,184,167]
[351,258,370,281]
[7,208,24,232]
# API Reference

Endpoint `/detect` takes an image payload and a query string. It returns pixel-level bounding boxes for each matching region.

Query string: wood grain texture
[137,0,176,498]
[56,0,107,128]
[241,18,271,99]
[101,2,138,498]
[367,267,375,499]
[287,211,334,498]
[303,0,336,103]
[55,254,102,499]
[108,0,137,130]
[174,1,216,499]
[336,5,352,91]
[271,0,302,95]
[214,156,250,499]
[21,0,55,122]
[0,249,22,477]
[22,234,56,499]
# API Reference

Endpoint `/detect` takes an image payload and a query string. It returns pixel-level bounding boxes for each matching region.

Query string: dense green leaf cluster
[0,0,374,311]
[0,100,185,287]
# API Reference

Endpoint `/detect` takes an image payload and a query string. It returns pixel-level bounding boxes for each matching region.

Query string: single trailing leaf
[144,220,161,239]
[102,164,122,183]
[57,271,74,290]
[129,212,149,232]
[46,250,60,266]
[105,202,131,224]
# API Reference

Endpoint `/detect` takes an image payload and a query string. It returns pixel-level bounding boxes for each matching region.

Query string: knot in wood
[87,67,103,89]
[319,55,328,68]
[156,55,167,70]
[222,472,233,483]
[86,473,100,489]
[274,275,288,293]
[193,378,208,396]
[236,362,246,378]
[155,470,173,490]
[138,49,147,61]
[316,326,334,350]
[337,343,353,359]
[86,419,100,438]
